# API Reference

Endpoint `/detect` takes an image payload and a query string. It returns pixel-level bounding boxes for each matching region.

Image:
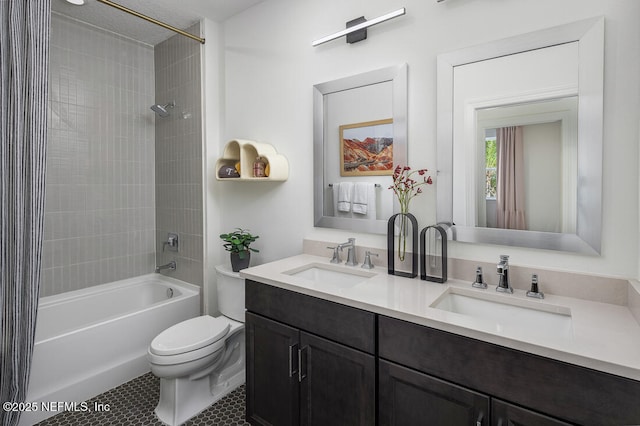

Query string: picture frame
[339,118,394,176]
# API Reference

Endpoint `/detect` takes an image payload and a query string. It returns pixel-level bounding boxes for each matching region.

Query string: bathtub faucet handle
[163,233,179,252]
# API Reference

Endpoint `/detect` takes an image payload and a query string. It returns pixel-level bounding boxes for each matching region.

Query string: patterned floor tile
[36,373,250,426]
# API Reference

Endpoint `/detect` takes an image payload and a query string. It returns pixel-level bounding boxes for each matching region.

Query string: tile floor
[36,373,250,425]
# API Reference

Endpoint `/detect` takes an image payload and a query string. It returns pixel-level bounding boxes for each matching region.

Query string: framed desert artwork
[339,118,394,176]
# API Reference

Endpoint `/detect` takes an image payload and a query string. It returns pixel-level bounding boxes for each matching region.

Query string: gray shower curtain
[0,2,51,426]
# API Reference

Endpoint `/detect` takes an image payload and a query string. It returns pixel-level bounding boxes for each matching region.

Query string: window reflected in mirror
[473,97,577,234]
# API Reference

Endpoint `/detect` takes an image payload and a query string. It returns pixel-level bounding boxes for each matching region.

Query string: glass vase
[387,212,418,278]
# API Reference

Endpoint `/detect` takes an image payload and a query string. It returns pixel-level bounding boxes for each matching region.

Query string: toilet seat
[147,341,224,366]
[149,316,230,357]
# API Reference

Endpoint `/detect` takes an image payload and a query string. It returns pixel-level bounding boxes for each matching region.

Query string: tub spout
[155,260,176,273]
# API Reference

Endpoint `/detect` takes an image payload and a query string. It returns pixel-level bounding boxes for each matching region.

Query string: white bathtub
[20,274,200,425]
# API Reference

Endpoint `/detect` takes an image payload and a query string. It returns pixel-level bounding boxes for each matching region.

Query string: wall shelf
[215,139,288,181]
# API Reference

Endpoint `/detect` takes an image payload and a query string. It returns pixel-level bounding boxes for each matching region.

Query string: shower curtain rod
[96,0,205,44]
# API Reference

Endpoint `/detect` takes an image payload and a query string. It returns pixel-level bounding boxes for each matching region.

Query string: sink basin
[431,288,573,340]
[284,263,375,288]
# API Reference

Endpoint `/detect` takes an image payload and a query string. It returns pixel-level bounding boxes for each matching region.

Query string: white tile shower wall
[41,14,156,297]
[154,23,204,286]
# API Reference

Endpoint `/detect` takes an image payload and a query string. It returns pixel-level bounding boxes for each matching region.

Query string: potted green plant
[220,228,260,272]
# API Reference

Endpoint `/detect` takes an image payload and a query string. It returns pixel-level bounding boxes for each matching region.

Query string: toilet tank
[215,264,245,322]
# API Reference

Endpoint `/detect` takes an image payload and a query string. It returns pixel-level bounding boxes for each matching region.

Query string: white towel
[337,182,353,212]
[364,184,378,220]
[352,182,370,215]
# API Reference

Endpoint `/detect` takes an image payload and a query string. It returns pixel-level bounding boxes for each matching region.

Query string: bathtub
[20,274,200,425]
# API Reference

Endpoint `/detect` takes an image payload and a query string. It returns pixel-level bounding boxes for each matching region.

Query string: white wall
[523,122,563,233]
[214,0,640,278]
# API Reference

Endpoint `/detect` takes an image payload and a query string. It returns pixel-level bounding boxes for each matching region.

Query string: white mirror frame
[436,17,604,255]
[313,64,408,234]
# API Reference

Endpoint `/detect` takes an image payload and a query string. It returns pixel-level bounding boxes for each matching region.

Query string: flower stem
[398,210,408,262]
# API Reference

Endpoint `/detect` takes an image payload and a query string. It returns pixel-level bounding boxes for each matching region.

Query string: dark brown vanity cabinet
[379,315,640,426]
[246,279,640,425]
[245,280,376,426]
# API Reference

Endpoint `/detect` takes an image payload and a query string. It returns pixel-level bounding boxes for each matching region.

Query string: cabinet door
[299,332,375,426]
[492,399,574,426]
[379,359,490,426]
[246,312,300,426]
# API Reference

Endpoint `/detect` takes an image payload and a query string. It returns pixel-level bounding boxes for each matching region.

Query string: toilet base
[152,321,246,426]
[155,368,245,426]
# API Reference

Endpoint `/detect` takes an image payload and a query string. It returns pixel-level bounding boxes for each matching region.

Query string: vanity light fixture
[312,7,406,47]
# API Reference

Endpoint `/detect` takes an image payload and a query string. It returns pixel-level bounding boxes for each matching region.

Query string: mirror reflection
[437,17,604,254]
[324,81,393,221]
[463,97,578,234]
[314,64,408,234]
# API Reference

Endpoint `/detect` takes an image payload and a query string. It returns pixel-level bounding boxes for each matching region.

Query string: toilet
[147,265,246,426]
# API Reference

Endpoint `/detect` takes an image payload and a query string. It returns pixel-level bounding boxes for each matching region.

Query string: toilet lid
[150,316,230,356]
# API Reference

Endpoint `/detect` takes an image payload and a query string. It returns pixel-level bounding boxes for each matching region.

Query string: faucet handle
[361,251,379,269]
[526,274,544,299]
[327,246,341,264]
[472,266,487,289]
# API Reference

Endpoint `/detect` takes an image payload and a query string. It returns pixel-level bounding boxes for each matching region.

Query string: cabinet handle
[298,346,308,382]
[476,411,484,426]
[288,343,299,377]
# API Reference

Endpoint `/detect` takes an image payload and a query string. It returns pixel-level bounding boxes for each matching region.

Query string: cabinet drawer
[379,315,640,425]
[246,280,375,354]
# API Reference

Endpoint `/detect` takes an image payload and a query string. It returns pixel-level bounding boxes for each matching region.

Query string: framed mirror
[314,64,408,234]
[436,17,604,255]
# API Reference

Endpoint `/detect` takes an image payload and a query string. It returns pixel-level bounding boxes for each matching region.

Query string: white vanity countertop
[241,254,640,381]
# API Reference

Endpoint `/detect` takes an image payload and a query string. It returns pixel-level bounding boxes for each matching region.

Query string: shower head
[150,100,175,118]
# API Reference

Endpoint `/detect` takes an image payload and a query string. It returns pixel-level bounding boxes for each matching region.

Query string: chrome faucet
[338,238,357,266]
[155,260,176,273]
[496,255,513,293]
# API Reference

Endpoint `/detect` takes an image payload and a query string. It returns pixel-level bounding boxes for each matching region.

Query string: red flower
[389,164,433,213]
